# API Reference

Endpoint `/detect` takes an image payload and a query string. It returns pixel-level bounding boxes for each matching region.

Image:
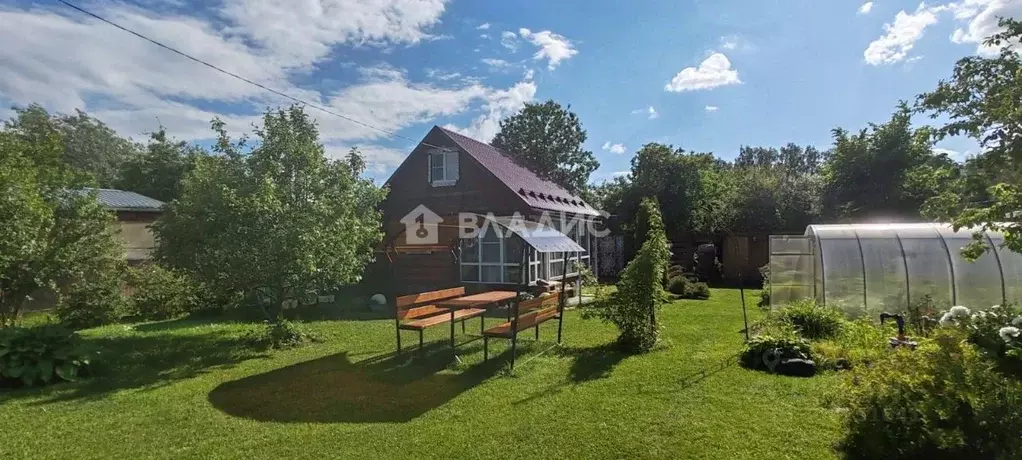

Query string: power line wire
[54,0,433,148]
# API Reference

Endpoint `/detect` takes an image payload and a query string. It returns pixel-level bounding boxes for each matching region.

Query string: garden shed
[769,223,1022,317]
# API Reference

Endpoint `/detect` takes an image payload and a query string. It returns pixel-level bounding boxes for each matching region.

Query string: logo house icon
[399,204,443,245]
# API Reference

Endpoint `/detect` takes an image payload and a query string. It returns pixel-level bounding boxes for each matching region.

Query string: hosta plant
[0,325,96,386]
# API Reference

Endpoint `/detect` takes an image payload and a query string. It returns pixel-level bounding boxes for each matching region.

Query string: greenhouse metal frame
[769,223,1022,317]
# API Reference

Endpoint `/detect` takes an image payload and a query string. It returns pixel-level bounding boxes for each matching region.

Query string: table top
[437,291,518,308]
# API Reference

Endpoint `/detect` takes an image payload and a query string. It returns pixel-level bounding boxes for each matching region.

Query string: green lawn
[0,289,843,459]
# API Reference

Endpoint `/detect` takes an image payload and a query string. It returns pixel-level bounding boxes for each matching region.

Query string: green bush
[583,198,670,353]
[778,299,845,339]
[0,325,96,386]
[262,319,316,349]
[838,329,1022,459]
[667,275,690,295]
[687,282,711,300]
[126,264,199,321]
[740,331,812,370]
[55,273,124,330]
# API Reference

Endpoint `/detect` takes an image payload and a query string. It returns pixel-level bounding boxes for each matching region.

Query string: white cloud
[631,106,659,119]
[479,33,490,39]
[500,31,519,51]
[601,142,626,154]
[0,1,540,175]
[443,79,537,142]
[864,4,942,65]
[859,2,874,15]
[664,53,742,92]
[220,0,450,68]
[476,22,490,30]
[481,58,514,70]
[518,28,578,69]
[612,171,630,178]
[705,105,719,112]
[949,0,1022,56]
[425,68,462,81]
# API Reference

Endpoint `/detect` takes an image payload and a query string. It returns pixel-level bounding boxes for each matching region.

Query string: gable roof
[436,127,599,216]
[88,188,164,212]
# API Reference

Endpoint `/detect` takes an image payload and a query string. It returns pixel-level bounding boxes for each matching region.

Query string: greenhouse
[769,223,1022,318]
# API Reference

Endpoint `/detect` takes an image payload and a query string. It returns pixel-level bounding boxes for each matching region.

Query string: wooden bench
[395,287,485,353]
[483,294,563,362]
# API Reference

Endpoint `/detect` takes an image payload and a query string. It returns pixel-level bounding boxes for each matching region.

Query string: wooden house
[378,126,601,295]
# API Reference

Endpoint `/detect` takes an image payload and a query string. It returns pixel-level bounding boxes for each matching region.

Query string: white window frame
[429,150,458,187]
[460,228,522,284]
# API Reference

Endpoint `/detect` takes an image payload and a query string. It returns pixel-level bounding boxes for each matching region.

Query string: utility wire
[54,0,437,149]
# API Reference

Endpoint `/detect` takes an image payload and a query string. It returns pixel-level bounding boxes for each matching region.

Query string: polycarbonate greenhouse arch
[769,223,1022,318]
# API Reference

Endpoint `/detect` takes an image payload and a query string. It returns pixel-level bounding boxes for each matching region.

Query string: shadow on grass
[207,344,505,423]
[558,343,629,383]
[3,327,267,405]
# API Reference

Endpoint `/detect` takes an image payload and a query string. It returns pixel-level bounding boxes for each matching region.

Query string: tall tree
[4,105,139,187]
[154,106,387,320]
[492,100,599,194]
[117,129,201,202]
[822,104,951,221]
[0,118,124,328]
[918,19,1022,257]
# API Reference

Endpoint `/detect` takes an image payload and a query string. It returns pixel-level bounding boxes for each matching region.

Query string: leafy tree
[625,143,704,238]
[154,106,386,322]
[5,104,139,187]
[584,198,670,352]
[918,19,1022,258]
[117,129,202,202]
[492,100,599,194]
[822,104,952,221]
[0,119,124,328]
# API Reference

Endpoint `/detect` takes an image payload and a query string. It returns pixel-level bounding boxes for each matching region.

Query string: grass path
[0,289,843,459]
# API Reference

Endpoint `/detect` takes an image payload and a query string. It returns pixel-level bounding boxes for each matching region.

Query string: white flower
[940,312,955,326]
[949,306,971,318]
[1012,316,1022,327]
[999,326,1021,342]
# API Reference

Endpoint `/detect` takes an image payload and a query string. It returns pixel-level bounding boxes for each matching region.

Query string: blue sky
[0,0,1018,181]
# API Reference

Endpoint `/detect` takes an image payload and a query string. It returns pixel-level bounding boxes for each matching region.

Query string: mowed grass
[0,289,843,459]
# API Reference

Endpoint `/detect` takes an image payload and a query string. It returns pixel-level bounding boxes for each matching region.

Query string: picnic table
[436,291,518,349]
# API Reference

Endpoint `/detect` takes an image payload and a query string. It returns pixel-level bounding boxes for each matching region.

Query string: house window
[460,227,524,284]
[428,149,458,186]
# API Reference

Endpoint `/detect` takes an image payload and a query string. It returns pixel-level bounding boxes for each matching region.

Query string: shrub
[740,331,813,371]
[778,299,845,339]
[667,275,690,295]
[0,325,96,386]
[837,329,1022,459]
[583,198,670,353]
[257,319,317,349]
[125,264,199,321]
[687,282,711,300]
[55,272,125,330]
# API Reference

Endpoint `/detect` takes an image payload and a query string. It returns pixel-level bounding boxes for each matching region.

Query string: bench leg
[450,310,456,350]
[535,324,539,340]
[419,330,424,355]
[484,336,489,362]
[461,319,466,334]
[480,315,485,334]
[396,327,402,354]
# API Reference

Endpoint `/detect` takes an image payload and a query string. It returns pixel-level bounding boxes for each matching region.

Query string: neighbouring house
[377,126,602,296]
[90,188,165,264]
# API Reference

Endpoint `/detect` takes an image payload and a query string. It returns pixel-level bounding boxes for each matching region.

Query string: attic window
[570,200,577,206]
[529,191,537,198]
[428,149,458,187]
[538,193,546,200]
